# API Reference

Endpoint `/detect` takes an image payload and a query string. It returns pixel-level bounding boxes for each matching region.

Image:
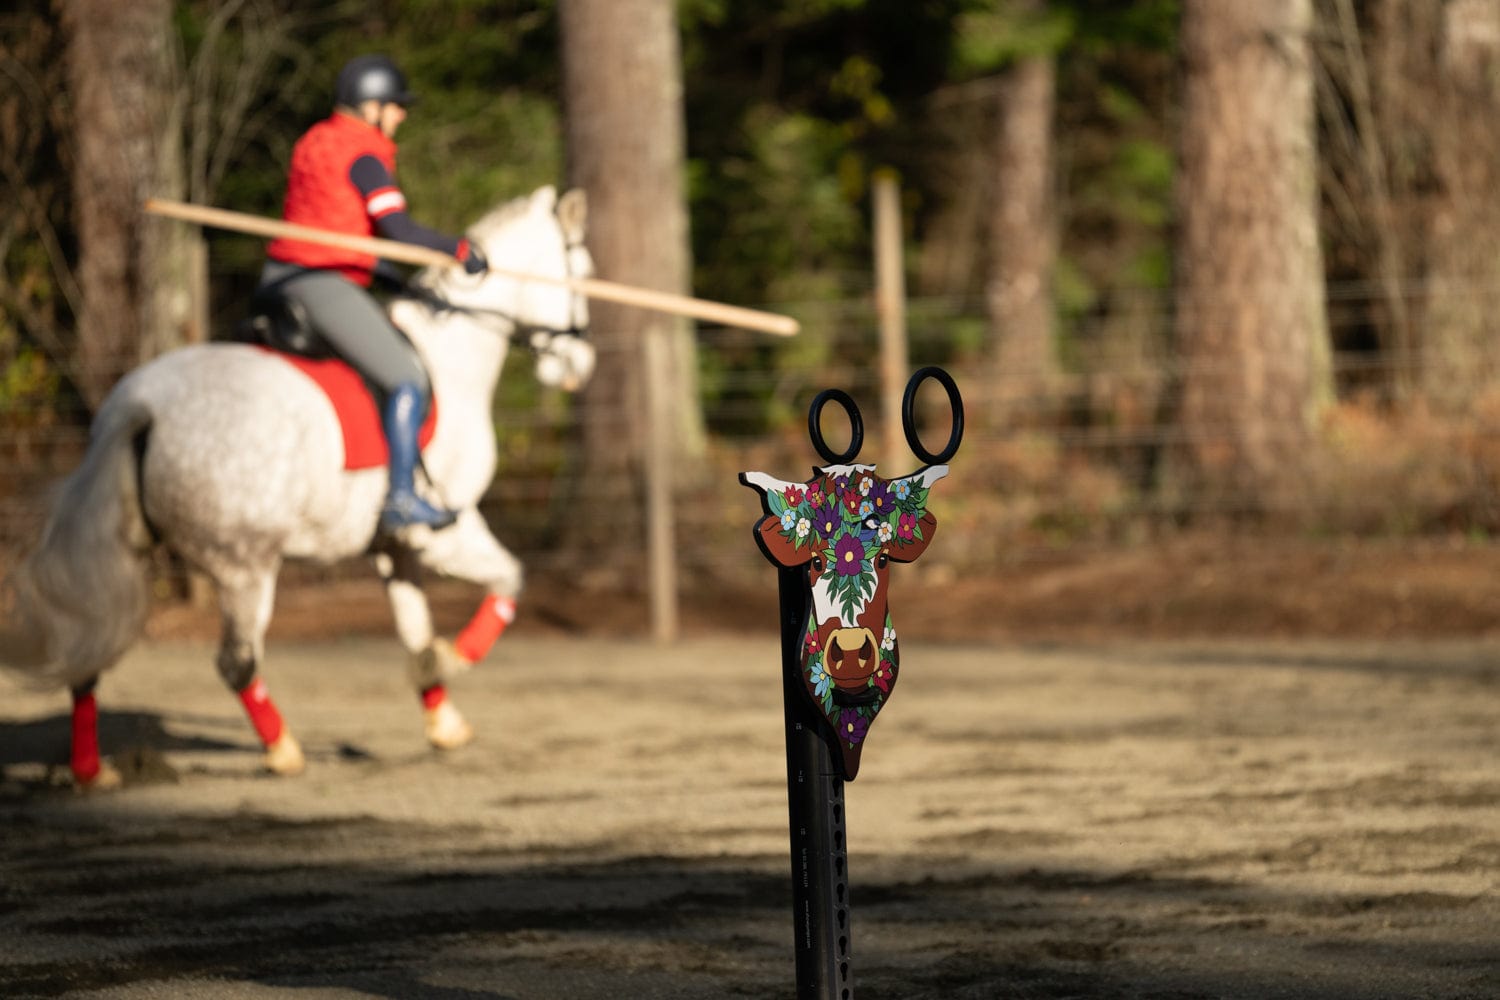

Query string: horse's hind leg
[70,679,121,790]
[374,544,473,750]
[214,565,305,775]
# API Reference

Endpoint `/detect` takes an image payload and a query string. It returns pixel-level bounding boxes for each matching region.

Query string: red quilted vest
[267,113,397,286]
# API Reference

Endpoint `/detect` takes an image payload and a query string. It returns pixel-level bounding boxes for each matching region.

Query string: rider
[259,53,487,532]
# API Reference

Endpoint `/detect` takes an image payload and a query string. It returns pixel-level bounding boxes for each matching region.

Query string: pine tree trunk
[1421,0,1500,408]
[58,0,191,410]
[987,53,1058,429]
[1171,0,1331,514]
[559,0,703,564]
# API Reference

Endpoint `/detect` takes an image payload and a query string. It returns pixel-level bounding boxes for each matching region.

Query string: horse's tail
[0,400,155,690]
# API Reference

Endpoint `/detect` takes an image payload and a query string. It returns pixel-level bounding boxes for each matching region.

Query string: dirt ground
[2,535,1500,998]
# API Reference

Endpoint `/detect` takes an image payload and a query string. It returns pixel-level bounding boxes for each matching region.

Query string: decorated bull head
[742,461,947,779]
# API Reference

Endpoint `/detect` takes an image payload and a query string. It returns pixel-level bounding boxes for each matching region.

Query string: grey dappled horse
[0,186,595,788]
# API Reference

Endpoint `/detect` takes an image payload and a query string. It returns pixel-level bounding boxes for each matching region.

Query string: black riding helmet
[335,54,417,108]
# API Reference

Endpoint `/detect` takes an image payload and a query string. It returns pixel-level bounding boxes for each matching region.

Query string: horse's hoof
[425,700,474,750]
[74,761,123,792]
[264,732,306,776]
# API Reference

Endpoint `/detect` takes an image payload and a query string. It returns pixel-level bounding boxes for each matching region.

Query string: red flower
[897,511,917,541]
[783,486,806,506]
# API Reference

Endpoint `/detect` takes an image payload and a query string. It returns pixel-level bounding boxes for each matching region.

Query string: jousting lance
[142,198,800,338]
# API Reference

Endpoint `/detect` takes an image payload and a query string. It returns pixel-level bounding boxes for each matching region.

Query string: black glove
[459,239,489,275]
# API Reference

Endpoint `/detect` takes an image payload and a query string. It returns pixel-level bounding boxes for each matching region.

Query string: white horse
[0,185,595,789]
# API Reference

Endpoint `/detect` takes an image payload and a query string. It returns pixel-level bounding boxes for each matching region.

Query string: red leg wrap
[238,677,284,746]
[71,692,101,783]
[454,594,516,663]
[421,685,447,710]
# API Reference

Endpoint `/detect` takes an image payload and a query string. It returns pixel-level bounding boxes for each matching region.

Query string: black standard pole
[778,565,853,1000]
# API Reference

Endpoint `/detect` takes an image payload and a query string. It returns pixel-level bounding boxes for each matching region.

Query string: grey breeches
[257,262,428,398]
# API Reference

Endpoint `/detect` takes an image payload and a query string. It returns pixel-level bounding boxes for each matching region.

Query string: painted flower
[858,475,874,497]
[881,625,896,650]
[833,475,850,494]
[842,490,862,515]
[839,709,870,745]
[858,499,874,518]
[780,509,798,532]
[804,630,821,655]
[808,657,832,698]
[808,487,826,509]
[812,499,842,541]
[877,521,894,544]
[897,511,917,542]
[783,486,806,506]
[833,533,866,576]
[795,517,811,540]
[873,659,895,693]
[894,479,912,501]
[866,481,894,517]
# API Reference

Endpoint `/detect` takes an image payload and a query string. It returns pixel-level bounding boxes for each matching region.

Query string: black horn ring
[808,388,864,465]
[901,366,964,465]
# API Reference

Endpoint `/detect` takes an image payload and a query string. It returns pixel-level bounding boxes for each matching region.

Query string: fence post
[644,325,678,643]
[873,170,910,471]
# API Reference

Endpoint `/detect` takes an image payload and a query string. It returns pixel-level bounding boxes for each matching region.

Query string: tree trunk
[1421,0,1500,408]
[1171,0,1331,514]
[987,53,1058,429]
[558,0,703,564]
[58,0,192,411]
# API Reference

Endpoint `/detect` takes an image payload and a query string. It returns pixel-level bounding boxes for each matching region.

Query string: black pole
[778,566,853,999]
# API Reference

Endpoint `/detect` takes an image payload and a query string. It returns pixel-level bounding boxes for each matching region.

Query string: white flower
[881,626,896,650]
[795,517,811,539]
[877,521,894,543]
[859,476,874,496]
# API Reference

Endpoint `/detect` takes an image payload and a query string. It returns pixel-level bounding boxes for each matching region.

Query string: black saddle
[233,287,333,359]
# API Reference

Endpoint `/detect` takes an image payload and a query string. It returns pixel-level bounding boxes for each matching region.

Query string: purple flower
[812,498,842,541]
[839,709,870,745]
[866,480,894,517]
[833,533,865,576]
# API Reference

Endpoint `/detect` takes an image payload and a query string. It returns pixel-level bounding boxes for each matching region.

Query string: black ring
[901,366,964,465]
[808,388,864,465]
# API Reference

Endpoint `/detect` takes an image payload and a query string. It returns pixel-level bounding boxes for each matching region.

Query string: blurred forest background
[6,0,1500,635]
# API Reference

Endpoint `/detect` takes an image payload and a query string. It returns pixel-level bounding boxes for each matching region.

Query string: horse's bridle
[404,215,590,353]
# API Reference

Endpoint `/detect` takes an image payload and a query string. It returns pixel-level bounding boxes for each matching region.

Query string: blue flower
[808,656,832,698]
[780,509,798,531]
[894,479,912,501]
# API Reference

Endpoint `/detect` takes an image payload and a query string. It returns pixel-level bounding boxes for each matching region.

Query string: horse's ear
[558,188,588,243]
[530,185,558,215]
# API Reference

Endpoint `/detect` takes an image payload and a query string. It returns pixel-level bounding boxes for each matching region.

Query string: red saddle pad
[261,348,436,470]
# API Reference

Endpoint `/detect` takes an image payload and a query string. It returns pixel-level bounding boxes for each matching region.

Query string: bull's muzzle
[825,627,880,692]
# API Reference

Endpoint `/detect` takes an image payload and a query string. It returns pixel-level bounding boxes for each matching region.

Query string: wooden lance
[143,198,800,338]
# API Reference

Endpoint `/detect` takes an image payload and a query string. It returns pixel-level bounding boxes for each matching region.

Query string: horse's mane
[407,189,544,297]
[465,190,544,244]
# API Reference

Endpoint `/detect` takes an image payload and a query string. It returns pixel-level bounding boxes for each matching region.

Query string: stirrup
[380,490,458,532]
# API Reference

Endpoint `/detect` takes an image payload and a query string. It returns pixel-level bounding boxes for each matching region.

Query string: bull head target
[742,367,963,779]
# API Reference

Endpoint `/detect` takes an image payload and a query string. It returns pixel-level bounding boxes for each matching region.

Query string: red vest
[267,113,398,286]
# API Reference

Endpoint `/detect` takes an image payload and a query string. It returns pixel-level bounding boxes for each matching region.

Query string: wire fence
[4,283,1500,607]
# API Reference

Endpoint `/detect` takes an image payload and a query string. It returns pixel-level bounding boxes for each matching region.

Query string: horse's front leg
[374,529,502,752]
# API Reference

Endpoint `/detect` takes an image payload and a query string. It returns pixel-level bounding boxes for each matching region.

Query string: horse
[0,184,596,789]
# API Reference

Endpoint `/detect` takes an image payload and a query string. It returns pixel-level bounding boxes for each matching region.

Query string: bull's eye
[877,553,889,568]
[810,556,825,573]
